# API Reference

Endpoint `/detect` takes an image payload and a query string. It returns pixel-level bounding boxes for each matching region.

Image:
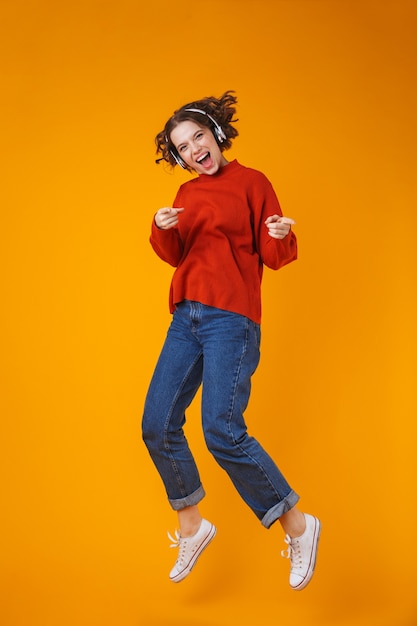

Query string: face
[170,120,228,175]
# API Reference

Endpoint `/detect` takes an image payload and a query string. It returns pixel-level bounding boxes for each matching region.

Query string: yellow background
[1,1,416,625]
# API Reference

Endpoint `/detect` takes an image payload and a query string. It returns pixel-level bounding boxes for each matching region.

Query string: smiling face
[170,120,228,175]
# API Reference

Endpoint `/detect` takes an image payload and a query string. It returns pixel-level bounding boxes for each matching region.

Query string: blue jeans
[142,301,299,528]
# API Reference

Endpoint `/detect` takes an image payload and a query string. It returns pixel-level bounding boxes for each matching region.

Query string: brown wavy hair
[155,90,239,172]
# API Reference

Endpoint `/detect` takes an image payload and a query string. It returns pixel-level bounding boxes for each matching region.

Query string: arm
[149,183,186,269]
[251,174,297,270]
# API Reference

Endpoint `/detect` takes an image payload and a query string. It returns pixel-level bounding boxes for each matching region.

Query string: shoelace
[168,530,180,548]
[168,530,188,566]
[281,534,303,570]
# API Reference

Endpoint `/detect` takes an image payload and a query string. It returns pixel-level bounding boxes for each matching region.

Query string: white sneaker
[168,519,216,583]
[281,513,321,590]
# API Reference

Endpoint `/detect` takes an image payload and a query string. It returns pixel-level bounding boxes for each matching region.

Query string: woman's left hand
[264,215,296,239]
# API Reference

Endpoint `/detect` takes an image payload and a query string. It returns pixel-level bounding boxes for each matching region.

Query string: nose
[191,140,200,154]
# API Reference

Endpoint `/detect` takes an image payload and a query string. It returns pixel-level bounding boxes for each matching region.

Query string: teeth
[197,152,209,163]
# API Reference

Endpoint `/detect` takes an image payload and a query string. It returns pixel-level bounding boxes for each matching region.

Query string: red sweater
[150,159,297,323]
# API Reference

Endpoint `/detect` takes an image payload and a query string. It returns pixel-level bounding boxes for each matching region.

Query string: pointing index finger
[278,217,296,225]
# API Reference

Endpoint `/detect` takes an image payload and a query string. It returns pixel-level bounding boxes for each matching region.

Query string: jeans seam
[226,318,283,502]
[163,350,202,498]
[226,316,249,442]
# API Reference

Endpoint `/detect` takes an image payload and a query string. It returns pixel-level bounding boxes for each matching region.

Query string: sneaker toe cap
[290,572,305,589]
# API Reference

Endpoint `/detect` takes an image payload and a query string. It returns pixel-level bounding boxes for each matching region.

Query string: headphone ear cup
[215,124,226,143]
[170,150,187,169]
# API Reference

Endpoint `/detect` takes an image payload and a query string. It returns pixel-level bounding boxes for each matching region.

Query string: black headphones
[169,108,226,169]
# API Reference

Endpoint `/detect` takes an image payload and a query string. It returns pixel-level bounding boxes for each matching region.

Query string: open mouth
[196,152,210,164]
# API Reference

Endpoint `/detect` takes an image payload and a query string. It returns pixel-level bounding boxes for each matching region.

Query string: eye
[196,132,204,140]
[178,144,187,153]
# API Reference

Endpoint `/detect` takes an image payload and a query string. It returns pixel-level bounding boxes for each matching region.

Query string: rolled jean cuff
[261,490,300,529]
[169,485,206,511]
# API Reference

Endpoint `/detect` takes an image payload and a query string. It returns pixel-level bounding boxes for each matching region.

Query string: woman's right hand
[154,207,184,230]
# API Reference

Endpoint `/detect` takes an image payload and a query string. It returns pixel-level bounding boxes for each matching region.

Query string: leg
[196,306,320,589]
[142,308,204,508]
[142,303,217,583]
[199,307,299,527]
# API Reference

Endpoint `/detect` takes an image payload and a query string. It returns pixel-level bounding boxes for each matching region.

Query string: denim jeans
[142,301,299,528]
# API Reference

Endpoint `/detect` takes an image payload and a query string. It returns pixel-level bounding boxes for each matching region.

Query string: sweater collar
[197,159,239,182]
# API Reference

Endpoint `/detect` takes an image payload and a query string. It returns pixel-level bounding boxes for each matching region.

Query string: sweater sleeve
[251,172,298,271]
[150,221,183,267]
[149,189,184,267]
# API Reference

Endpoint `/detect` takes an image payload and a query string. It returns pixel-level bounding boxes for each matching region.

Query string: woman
[142,91,320,590]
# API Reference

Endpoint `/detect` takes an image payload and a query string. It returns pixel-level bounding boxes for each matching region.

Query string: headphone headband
[184,108,226,143]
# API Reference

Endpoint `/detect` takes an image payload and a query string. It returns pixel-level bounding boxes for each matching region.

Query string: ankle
[177,506,203,538]
[280,508,306,538]
[180,522,201,538]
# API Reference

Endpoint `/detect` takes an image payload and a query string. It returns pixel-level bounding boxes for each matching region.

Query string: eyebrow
[175,128,205,150]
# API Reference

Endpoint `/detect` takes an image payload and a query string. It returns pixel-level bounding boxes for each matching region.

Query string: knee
[204,426,235,459]
[141,411,161,450]
[203,419,250,462]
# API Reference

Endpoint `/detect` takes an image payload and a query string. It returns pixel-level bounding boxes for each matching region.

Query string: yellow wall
[1,1,416,624]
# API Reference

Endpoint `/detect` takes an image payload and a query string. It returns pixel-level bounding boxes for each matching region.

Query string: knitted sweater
[150,159,297,323]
